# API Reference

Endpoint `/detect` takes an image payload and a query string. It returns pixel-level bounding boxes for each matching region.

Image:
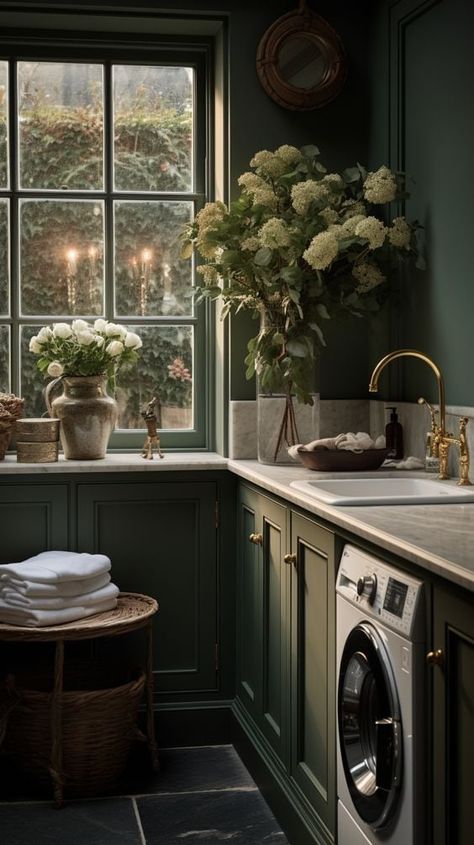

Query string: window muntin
[0,199,9,314]
[0,61,8,189]
[0,56,203,442]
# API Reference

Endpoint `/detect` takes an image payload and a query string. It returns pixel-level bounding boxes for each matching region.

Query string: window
[0,50,209,448]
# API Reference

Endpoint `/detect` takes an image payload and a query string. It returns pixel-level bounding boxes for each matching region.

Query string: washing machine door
[338,622,402,830]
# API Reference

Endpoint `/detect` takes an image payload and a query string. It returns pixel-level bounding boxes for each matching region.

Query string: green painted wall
[371,0,474,406]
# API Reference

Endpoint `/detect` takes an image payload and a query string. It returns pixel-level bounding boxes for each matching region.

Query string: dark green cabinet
[236,483,336,844]
[0,483,69,561]
[77,480,218,696]
[290,513,336,839]
[237,484,289,760]
[432,583,474,845]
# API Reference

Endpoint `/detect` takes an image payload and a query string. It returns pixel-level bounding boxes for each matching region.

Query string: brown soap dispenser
[385,406,404,459]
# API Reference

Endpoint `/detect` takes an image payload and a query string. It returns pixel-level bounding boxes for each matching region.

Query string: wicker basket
[3,661,146,796]
[0,394,24,460]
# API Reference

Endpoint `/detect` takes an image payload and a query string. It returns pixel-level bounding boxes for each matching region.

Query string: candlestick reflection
[65,248,78,312]
[87,246,98,312]
[131,248,153,316]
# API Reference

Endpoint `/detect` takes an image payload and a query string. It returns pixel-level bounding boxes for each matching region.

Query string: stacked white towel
[0,551,119,627]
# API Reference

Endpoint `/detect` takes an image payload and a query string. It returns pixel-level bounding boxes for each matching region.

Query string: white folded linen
[0,581,119,610]
[0,571,111,599]
[0,595,118,628]
[288,432,386,460]
[0,551,111,586]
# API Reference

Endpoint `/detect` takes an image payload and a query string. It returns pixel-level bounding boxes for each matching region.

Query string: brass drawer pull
[283,553,297,566]
[426,649,444,668]
[249,532,263,546]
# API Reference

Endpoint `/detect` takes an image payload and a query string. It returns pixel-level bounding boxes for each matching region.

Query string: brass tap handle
[426,649,444,668]
[457,417,472,486]
[417,396,438,433]
[283,553,297,566]
[249,532,263,546]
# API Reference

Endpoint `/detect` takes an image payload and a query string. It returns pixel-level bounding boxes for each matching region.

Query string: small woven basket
[3,661,146,796]
[0,394,24,460]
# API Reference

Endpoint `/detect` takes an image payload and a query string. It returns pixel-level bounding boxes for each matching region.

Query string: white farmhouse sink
[289,476,474,506]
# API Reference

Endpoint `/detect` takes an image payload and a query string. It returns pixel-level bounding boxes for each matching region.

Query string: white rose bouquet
[29,319,142,385]
[182,144,421,408]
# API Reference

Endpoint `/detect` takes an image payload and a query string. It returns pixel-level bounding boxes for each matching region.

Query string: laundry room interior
[0,1,473,844]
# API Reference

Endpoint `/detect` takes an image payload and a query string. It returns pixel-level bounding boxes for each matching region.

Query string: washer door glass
[338,622,403,829]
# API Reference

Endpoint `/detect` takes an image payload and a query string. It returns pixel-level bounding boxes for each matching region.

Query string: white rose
[53,323,73,339]
[29,336,42,354]
[94,318,107,333]
[105,322,122,337]
[71,319,89,333]
[76,330,95,346]
[106,340,124,357]
[47,361,64,378]
[95,335,105,348]
[124,332,142,349]
[37,326,53,342]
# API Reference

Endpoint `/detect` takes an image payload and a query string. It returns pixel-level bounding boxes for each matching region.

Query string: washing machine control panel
[336,545,423,638]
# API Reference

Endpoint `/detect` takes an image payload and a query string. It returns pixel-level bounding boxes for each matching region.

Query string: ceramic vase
[46,375,118,460]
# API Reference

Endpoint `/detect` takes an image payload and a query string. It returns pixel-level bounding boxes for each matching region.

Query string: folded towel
[288,432,386,460]
[0,571,110,599]
[0,581,119,610]
[0,551,111,586]
[383,456,424,470]
[0,596,118,628]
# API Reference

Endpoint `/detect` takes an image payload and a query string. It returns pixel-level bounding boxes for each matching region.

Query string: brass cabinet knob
[283,553,297,566]
[249,532,263,546]
[426,649,444,668]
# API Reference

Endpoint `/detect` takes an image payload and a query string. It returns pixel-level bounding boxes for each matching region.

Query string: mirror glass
[277,36,326,90]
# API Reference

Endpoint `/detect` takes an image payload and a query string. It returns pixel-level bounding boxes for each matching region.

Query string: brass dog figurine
[141,397,164,460]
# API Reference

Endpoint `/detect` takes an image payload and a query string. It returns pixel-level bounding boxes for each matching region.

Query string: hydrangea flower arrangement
[182,144,420,407]
[29,319,142,384]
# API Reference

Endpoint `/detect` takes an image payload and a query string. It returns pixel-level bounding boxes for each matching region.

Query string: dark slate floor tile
[125,744,256,795]
[136,789,290,844]
[0,796,142,845]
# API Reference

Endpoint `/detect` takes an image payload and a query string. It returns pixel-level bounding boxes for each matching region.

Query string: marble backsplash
[230,398,474,479]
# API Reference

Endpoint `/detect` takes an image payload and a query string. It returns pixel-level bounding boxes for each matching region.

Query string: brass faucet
[368,349,472,486]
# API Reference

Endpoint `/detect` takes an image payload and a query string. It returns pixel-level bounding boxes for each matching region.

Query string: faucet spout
[368,348,446,435]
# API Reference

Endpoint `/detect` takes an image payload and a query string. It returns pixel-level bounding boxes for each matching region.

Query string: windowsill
[0,452,227,474]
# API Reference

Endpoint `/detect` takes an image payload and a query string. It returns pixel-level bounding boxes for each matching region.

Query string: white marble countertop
[1,451,474,592]
[0,452,228,473]
[227,460,474,592]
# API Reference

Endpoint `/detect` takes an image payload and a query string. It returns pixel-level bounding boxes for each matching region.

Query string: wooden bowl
[296,447,390,472]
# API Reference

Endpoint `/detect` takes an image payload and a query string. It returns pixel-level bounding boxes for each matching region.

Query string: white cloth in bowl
[288,432,386,461]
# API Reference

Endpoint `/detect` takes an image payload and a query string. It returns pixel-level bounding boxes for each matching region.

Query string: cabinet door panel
[77,481,217,695]
[290,512,335,835]
[237,491,262,716]
[261,501,288,759]
[433,586,474,845]
[0,484,69,561]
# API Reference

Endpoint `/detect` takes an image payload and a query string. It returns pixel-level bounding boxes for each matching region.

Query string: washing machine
[336,544,426,845]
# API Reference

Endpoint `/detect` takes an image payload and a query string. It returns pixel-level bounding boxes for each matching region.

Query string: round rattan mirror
[256,1,347,111]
